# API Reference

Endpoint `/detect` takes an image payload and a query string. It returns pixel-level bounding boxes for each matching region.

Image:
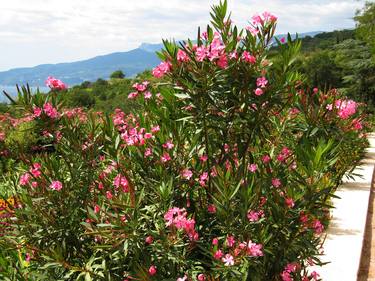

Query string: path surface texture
[313,134,375,281]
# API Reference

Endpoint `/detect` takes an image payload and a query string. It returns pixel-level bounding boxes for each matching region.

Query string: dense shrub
[0,1,369,280]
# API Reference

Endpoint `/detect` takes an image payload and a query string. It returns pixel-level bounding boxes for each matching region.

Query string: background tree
[110,70,125,79]
[355,1,375,59]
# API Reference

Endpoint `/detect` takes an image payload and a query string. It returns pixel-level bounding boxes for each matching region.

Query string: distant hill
[0,31,324,87]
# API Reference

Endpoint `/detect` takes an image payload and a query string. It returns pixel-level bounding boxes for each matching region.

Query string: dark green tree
[110,70,125,79]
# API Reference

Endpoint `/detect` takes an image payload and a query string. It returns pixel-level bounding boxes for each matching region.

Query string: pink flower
[20,173,31,186]
[256,77,268,88]
[245,26,259,36]
[222,254,234,266]
[254,88,264,96]
[226,236,235,247]
[145,235,153,244]
[106,191,113,200]
[242,51,256,64]
[197,274,206,281]
[151,125,160,133]
[144,91,152,99]
[247,210,262,222]
[33,107,42,117]
[181,169,193,180]
[161,152,171,163]
[132,81,149,92]
[94,205,100,213]
[113,174,129,192]
[177,49,190,62]
[262,155,271,164]
[199,172,209,186]
[148,265,157,276]
[50,180,63,191]
[212,238,219,245]
[152,61,172,78]
[248,163,258,173]
[229,51,238,60]
[144,148,153,158]
[162,140,174,150]
[252,14,263,25]
[128,92,138,99]
[272,178,281,188]
[312,219,324,234]
[352,119,363,130]
[207,204,216,214]
[247,241,263,256]
[310,271,320,280]
[43,103,59,119]
[200,154,208,162]
[285,198,295,208]
[217,54,228,69]
[280,37,286,44]
[177,276,187,281]
[196,46,208,61]
[214,249,223,260]
[262,11,278,23]
[45,76,67,91]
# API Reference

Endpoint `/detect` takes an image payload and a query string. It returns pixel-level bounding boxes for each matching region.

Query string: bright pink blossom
[152,61,172,78]
[50,180,63,191]
[45,76,67,90]
[177,49,190,62]
[242,51,256,64]
[113,174,129,192]
[148,265,157,276]
[254,88,264,96]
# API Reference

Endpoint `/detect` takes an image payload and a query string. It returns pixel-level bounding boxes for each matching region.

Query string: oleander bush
[0,1,370,280]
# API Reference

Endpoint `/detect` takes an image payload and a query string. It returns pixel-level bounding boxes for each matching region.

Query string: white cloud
[0,0,365,71]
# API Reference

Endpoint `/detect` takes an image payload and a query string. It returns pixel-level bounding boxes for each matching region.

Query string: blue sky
[0,0,365,71]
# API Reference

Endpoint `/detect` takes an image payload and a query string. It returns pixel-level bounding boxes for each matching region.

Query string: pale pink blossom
[248,163,258,173]
[256,77,268,88]
[222,254,234,266]
[181,169,193,180]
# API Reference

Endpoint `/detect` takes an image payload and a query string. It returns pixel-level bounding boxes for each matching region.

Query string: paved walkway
[312,134,375,281]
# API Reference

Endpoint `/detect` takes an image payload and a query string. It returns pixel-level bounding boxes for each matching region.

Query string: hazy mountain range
[0,31,322,87]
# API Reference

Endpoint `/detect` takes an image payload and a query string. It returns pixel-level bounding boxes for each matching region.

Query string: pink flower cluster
[19,163,42,187]
[112,109,156,147]
[33,103,60,119]
[45,76,67,91]
[128,81,152,99]
[213,236,263,267]
[164,207,198,241]
[326,99,357,119]
[113,174,129,192]
[152,61,172,78]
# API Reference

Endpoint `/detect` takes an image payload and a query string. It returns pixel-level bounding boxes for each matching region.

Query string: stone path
[311,134,375,281]
[358,141,375,280]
